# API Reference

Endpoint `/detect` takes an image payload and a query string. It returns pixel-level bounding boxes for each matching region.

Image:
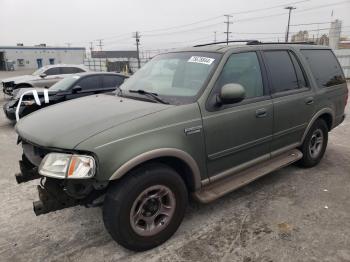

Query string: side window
[44,67,60,75]
[264,51,299,93]
[102,75,124,88]
[289,52,308,88]
[61,67,76,74]
[301,49,345,87]
[75,76,100,90]
[215,52,264,99]
[72,67,86,73]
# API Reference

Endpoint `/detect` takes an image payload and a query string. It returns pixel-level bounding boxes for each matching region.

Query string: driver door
[201,51,273,177]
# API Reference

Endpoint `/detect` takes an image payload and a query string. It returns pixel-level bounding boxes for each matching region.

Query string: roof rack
[247,41,316,45]
[193,40,316,47]
[193,40,260,47]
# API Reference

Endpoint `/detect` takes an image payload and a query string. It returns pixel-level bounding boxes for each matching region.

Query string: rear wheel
[103,163,188,251]
[298,119,328,167]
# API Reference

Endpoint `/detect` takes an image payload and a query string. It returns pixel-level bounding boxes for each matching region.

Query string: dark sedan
[3,72,128,121]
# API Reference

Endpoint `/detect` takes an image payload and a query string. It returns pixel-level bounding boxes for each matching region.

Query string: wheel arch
[301,108,334,143]
[109,148,202,191]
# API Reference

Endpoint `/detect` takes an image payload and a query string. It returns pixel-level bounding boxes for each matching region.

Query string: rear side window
[44,67,60,75]
[76,76,100,90]
[61,67,83,74]
[102,75,125,88]
[264,51,299,93]
[301,49,345,87]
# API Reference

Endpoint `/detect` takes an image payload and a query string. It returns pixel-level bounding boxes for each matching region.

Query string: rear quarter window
[300,49,345,87]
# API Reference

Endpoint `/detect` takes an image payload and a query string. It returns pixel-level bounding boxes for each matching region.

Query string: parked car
[1,64,89,95]
[14,42,348,251]
[3,72,128,121]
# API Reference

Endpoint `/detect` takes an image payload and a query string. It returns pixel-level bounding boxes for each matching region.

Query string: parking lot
[0,70,349,262]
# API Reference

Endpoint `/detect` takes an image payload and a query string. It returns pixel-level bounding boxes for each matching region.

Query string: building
[0,44,86,71]
[329,19,342,50]
[291,31,309,42]
[85,50,146,73]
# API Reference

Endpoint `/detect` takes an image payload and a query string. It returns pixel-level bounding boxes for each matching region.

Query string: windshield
[49,75,80,91]
[32,67,47,76]
[121,52,221,104]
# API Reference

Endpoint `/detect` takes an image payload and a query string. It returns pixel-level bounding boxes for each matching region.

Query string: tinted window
[301,49,345,87]
[102,75,124,88]
[76,76,100,90]
[44,67,60,75]
[72,67,85,73]
[289,52,308,87]
[216,52,264,99]
[264,51,299,93]
[61,67,77,74]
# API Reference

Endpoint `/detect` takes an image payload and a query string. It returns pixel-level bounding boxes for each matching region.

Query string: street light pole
[285,6,296,42]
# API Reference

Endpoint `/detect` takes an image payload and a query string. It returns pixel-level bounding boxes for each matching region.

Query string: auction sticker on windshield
[188,56,215,65]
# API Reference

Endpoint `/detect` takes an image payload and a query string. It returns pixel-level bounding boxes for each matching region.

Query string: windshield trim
[120,51,223,105]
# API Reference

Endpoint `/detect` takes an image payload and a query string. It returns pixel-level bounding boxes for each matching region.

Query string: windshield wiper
[129,89,169,104]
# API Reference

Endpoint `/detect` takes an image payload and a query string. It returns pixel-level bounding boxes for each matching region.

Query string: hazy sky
[1,0,349,53]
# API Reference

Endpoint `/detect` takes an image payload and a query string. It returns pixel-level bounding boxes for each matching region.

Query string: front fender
[75,103,208,186]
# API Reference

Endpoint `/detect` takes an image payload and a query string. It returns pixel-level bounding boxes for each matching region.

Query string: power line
[141,0,310,34]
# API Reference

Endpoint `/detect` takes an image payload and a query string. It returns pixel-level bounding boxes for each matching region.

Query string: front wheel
[298,119,328,168]
[103,164,188,251]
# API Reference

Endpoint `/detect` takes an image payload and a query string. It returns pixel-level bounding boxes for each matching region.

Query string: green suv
[15,42,348,251]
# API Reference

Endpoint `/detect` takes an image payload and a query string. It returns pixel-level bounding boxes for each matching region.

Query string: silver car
[2,64,89,95]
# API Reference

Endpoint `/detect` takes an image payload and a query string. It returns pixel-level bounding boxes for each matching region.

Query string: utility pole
[97,39,104,51]
[96,39,104,71]
[89,42,94,58]
[285,6,296,42]
[214,31,217,42]
[133,31,141,69]
[224,15,233,45]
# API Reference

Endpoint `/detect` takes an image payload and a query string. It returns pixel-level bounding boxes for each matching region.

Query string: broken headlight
[39,153,95,179]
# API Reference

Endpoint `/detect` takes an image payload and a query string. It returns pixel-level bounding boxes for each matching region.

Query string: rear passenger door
[262,50,315,154]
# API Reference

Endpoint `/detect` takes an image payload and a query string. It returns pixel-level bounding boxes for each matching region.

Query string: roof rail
[247,41,316,45]
[193,40,260,47]
[193,40,316,47]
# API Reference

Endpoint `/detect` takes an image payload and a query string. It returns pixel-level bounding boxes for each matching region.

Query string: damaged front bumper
[16,152,107,216]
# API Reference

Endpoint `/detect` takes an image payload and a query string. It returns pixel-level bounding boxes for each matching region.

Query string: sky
[0,0,349,54]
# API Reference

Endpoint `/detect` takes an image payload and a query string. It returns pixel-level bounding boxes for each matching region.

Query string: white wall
[0,47,85,70]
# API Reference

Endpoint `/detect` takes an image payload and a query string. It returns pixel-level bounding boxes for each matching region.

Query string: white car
[2,64,89,95]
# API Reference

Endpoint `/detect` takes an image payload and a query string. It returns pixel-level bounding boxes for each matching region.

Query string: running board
[194,149,303,203]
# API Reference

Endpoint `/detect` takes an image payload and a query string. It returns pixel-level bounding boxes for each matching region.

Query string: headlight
[39,153,96,179]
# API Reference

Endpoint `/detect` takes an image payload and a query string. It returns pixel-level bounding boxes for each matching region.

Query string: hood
[15,94,172,149]
[13,87,51,99]
[2,75,38,84]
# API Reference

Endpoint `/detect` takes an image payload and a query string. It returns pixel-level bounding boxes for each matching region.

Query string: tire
[298,119,328,168]
[103,163,188,251]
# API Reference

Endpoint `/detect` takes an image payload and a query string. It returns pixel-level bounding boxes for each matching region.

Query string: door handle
[305,97,314,105]
[256,108,267,118]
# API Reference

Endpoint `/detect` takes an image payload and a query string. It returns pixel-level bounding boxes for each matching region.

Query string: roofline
[0,46,85,51]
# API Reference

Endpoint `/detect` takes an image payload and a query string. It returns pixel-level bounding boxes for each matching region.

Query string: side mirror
[217,83,246,105]
[40,73,47,78]
[72,85,82,93]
